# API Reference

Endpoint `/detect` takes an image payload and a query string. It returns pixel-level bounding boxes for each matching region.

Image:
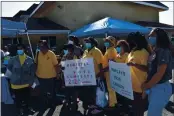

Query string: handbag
[96,78,108,108]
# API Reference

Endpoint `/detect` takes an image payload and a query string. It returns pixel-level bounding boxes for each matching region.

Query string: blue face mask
[17,50,24,55]
[104,42,110,47]
[148,37,156,46]
[64,50,68,55]
[85,43,92,49]
[116,47,121,54]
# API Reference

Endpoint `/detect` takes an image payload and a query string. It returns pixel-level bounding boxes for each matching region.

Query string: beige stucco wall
[45,1,159,30]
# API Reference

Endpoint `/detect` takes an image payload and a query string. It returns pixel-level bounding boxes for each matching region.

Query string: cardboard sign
[109,61,134,100]
[62,58,96,87]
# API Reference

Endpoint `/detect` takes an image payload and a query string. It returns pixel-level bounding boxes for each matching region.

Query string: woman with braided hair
[126,32,149,116]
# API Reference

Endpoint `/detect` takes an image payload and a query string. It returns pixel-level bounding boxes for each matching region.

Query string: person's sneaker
[16,109,24,116]
[24,108,36,115]
[37,112,44,116]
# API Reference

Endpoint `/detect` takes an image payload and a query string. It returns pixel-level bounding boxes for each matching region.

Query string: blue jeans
[148,81,172,116]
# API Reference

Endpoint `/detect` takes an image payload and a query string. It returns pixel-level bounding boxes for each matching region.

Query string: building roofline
[132,2,169,10]
[147,27,174,30]
[29,1,44,17]
[29,1,168,18]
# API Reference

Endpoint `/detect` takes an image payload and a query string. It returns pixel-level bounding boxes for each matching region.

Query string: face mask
[68,40,74,45]
[85,43,92,49]
[104,42,110,47]
[116,47,121,54]
[40,46,48,52]
[17,50,24,55]
[148,37,156,46]
[63,50,68,55]
[36,48,40,52]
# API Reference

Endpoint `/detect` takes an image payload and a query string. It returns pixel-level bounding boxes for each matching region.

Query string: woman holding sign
[114,40,130,114]
[102,36,118,108]
[115,40,130,63]
[80,37,104,115]
[142,28,173,116]
[60,44,79,113]
[126,32,149,116]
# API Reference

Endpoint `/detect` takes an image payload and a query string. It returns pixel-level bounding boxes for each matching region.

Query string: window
[13,38,22,44]
[2,38,22,46]
[2,38,12,45]
[40,36,56,48]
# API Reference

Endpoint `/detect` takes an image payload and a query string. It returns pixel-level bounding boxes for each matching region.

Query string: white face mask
[68,40,74,45]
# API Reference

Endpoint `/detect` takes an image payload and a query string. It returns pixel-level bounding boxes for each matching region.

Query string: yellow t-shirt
[36,50,58,79]
[11,54,29,89]
[115,53,129,63]
[126,49,149,93]
[82,47,104,75]
[103,47,117,68]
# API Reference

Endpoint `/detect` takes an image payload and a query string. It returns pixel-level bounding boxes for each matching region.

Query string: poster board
[62,58,96,87]
[109,61,134,100]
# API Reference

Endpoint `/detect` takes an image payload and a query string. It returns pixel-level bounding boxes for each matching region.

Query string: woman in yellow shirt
[113,40,130,114]
[115,40,130,63]
[102,36,118,107]
[80,37,104,114]
[126,32,149,116]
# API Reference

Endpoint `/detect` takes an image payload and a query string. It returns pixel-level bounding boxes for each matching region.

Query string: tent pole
[17,33,19,44]
[25,24,34,59]
[172,69,174,102]
[26,31,34,59]
[105,33,107,38]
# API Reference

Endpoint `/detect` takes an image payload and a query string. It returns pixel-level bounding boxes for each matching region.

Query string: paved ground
[2,103,173,116]
[2,96,174,116]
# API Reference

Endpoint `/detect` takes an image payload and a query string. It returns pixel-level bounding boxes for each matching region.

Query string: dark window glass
[40,36,56,48]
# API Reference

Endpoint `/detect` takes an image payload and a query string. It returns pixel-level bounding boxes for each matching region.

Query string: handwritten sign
[61,58,96,87]
[109,61,134,100]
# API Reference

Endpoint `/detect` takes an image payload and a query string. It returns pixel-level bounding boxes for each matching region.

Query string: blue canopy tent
[1,18,26,37]
[70,17,151,38]
[1,18,34,59]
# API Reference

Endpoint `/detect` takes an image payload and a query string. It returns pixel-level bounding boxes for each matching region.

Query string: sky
[1,1,174,25]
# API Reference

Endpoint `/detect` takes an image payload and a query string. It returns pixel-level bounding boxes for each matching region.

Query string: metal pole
[172,69,174,103]
[17,33,19,44]
[105,33,107,38]
[25,24,34,59]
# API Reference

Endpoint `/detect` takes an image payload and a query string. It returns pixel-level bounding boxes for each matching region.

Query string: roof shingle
[2,17,69,30]
[14,3,39,17]
[144,1,168,9]
[135,21,174,28]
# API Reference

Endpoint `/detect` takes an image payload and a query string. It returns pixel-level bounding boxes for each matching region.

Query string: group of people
[1,27,174,116]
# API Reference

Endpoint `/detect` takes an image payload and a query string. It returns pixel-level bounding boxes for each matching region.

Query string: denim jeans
[148,81,172,116]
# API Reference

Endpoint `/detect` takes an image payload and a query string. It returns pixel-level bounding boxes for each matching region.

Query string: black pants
[79,86,96,110]
[117,93,131,113]
[12,87,30,112]
[130,92,147,116]
[64,87,79,111]
[38,78,56,116]
[65,87,78,102]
